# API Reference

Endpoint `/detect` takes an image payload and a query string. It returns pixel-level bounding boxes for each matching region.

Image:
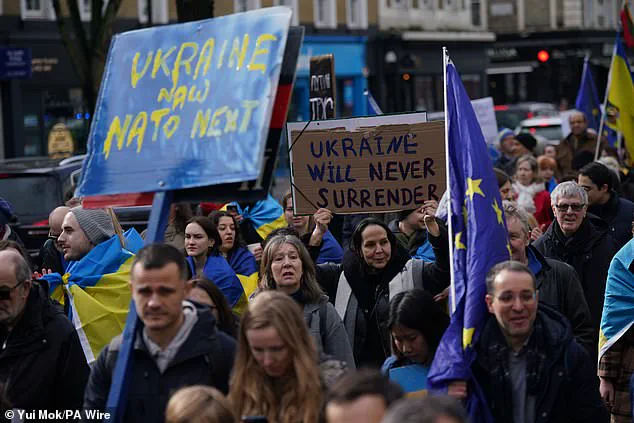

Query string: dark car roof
[0,155,84,174]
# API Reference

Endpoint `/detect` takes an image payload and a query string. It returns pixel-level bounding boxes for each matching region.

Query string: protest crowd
[3,7,634,423]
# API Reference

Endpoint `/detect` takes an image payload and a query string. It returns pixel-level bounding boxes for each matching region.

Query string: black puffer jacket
[532,216,618,356]
[317,229,449,367]
[527,245,594,354]
[0,283,89,410]
[473,306,608,423]
[587,191,634,249]
[83,302,236,422]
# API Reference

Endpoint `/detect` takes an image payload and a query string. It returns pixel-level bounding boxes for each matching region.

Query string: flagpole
[595,41,618,160]
[443,46,456,315]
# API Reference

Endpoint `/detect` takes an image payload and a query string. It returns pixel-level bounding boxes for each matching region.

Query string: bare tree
[176,0,214,22]
[51,0,123,118]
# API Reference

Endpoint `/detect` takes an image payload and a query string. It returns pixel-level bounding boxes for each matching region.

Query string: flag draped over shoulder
[608,37,634,157]
[228,246,260,299]
[599,239,634,362]
[43,235,134,364]
[575,58,601,131]
[226,194,287,240]
[427,58,509,423]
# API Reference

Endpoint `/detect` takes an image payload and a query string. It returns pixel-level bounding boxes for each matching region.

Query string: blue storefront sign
[0,47,32,80]
[77,7,291,197]
[293,36,368,121]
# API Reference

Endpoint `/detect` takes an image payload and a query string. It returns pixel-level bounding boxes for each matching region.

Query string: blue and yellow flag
[225,194,287,240]
[228,246,260,299]
[599,239,634,363]
[575,57,601,131]
[608,36,634,157]
[427,58,509,423]
[43,235,134,364]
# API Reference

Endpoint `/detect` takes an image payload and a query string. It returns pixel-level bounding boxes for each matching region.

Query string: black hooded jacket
[587,191,634,249]
[532,216,618,358]
[473,306,608,423]
[0,283,89,411]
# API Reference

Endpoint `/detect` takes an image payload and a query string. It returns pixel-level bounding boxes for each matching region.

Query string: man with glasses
[533,181,618,364]
[38,206,70,274]
[0,249,89,411]
[449,261,608,422]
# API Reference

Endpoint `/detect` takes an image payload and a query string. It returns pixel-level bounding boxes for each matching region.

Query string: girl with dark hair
[381,289,449,375]
[209,211,259,298]
[185,216,247,314]
[188,278,239,338]
[316,217,449,367]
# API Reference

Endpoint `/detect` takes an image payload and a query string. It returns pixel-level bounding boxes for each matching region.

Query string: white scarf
[513,182,544,214]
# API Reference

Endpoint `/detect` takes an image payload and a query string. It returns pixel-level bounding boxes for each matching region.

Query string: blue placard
[0,48,32,80]
[77,7,291,197]
[389,364,429,395]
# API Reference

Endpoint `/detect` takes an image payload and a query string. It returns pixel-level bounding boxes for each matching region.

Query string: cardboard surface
[288,113,446,214]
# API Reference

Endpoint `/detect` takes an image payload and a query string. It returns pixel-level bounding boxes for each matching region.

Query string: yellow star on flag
[455,232,466,250]
[462,203,468,226]
[465,178,485,201]
[506,243,512,258]
[463,327,475,349]
[492,199,504,225]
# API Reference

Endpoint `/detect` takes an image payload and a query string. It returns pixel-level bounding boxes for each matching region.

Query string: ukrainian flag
[608,36,634,157]
[225,194,287,240]
[228,246,259,299]
[43,235,134,364]
[599,239,634,363]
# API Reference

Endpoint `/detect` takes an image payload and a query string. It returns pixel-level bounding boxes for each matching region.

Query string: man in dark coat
[38,206,70,274]
[0,249,88,411]
[556,111,605,179]
[503,201,594,353]
[533,181,619,363]
[450,261,608,422]
[83,243,236,422]
[578,161,634,248]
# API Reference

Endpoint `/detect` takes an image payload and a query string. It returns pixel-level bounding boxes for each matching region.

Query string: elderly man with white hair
[533,181,618,364]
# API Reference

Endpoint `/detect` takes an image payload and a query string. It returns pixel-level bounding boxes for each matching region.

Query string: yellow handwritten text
[190,100,261,139]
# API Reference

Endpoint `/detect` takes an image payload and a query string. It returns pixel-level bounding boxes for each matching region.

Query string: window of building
[387,0,408,8]
[347,0,368,29]
[21,0,55,20]
[274,0,299,25]
[138,0,169,24]
[416,0,434,10]
[471,0,481,26]
[234,0,261,13]
[314,0,337,28]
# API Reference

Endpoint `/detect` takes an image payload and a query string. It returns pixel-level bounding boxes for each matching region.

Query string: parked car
[495,102,558,130]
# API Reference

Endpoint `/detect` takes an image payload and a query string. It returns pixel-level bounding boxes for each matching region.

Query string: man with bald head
[0,250,88,411]
[556,111,605,179]
[38,206,70,274]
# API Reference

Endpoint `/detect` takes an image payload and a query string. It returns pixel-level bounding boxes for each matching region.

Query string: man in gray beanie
[57,207,116,261]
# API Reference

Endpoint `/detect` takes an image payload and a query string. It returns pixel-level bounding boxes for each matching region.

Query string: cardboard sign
[77,7,292,197]
[309,54,336,120]
[287,113,446,214]
[471,97,498,144]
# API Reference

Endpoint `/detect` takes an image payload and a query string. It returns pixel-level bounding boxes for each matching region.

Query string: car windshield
[0,175,60,223]
[496,110,529,129]
[520,125,563,141]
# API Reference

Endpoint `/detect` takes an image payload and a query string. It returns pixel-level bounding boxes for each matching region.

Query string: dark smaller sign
[309,54,336,120]
[0,48,32,80]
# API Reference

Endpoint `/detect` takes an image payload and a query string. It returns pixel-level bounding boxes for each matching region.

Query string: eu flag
[575,58,601,131]
[427,56,509,422]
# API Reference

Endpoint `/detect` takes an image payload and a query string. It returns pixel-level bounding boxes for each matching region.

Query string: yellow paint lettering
[164,116,180,139]
[187,80,210,104]
[131,52,153,88]
[157,87,174,103]
[239,100,260,133]
[103,115,132,159]
[206,106,228,138]
[151,47,176,79]
[228,34,249,70]
[247,34,277,74]
[172,85,188,111]
[150,108,170,141]
[224,108,239,134]
[126,112,148,153]
[191,109,211,139]
[217,40,228,69]
[171,42,199,91]
[194,38,215,80]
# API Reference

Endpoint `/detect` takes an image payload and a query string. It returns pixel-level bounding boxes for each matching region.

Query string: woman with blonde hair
[513,154,552,230]
[166,385,235,423]
[229,290,323,423]
[258,234,354,367]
